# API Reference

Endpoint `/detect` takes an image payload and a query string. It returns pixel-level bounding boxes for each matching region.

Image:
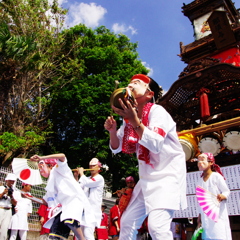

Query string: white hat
[89,158,99,165]
[5,173,17,181]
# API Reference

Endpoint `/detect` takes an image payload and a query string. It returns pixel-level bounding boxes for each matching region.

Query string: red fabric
[153,127,166,137]
[37,204,50,235]
[109,205,120,236]
[122,102,154,167]
[125,176,135,182]
[211,47,240,66]
[96,212,109,239]
[119,188,133,215]
[131,74,150,84]
[44,158,58,166]
[197,88,210,121]
[181,224,187,240]
[137,217,149,233]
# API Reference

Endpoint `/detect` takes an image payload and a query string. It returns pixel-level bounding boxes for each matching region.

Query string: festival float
[158,0,240,238]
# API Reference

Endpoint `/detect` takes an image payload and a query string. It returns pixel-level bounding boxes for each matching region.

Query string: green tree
[0,0,149,191]
[0,0,68,165]
[49,25,147,191]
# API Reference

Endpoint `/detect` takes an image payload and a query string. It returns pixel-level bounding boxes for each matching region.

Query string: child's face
[197,153,211,171]
[24,184,32,192]
[126,181,135,189]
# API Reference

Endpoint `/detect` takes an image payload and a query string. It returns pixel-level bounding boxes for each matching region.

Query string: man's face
[128,79,150,99]
[6,180,15,188]
[38,161,51,178]
[197,153,211,171]
[90,164,99,173]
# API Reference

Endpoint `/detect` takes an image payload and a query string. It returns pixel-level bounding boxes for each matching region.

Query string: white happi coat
[197,172,232,240]
[43,158,96,228]
[79,174,104,227]
[111,104,187,213]
[9,196,32,230]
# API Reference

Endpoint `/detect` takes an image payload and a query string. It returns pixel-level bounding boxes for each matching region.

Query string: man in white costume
[30,153,96,240]
[74,158,105,240]
[104,74,187,240]
[0,173,18,240]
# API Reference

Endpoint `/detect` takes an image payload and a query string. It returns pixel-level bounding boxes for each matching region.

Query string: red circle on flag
[20,169,31,180]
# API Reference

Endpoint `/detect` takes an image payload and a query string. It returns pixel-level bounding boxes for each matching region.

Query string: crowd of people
[0,74,232,240]
[0,173,32,240]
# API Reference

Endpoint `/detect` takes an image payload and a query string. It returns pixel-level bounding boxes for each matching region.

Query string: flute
[71,167,99,172]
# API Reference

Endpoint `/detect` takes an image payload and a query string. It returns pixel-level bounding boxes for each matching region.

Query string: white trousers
[0,208,12,240]
[119,189,174,240]
[9,230,27,240]
[81,224,95,240]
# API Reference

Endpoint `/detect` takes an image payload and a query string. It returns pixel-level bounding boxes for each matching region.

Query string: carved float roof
[182,0,239,22]
[180,0,240,63]
[158,63,240,131]
[180,27,240,63]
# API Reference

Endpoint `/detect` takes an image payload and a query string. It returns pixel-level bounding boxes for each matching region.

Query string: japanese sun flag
[12,158,43,185]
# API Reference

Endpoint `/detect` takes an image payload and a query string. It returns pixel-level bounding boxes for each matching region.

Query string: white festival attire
[197,172,232,240]
[9,194,32,240]
[43,158,96,231]
[0,185,19,240]
[79,173,105,240]
[111,104,187,240]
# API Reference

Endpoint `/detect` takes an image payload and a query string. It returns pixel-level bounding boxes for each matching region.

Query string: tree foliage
[0,0,148,191]
[0,0,68,164]
[49,25,147,191]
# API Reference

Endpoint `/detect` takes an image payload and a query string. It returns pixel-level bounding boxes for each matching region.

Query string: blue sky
[57,0,240,91]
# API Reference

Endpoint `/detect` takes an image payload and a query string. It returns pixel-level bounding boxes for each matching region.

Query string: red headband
[131,74,150,84]
[203,153,225,179]
[126,176,135,183]
[44,158,58,166]
[22,182,31,186]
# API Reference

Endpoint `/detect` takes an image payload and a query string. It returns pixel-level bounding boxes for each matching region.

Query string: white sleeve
[79,175,104,188]
[216,174,230,199]
[139,105,176,154]
[28,200,33,214]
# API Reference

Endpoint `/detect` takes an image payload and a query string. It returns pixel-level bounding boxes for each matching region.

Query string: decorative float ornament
[178,133,199,161]
[198,133,222,156]
[12,158,43,185]
[196,88,210,121]
[222,129,240,153]
[196,186,220,222]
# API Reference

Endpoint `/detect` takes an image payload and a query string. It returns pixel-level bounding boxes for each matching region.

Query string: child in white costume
[196,152,232,240]
[9,183,32,240]
[74,158,105,240]
[30,153,96,240]
[104,74,187,240]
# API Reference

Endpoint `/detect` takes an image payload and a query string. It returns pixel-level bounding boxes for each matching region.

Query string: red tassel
[197,88,210,121]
